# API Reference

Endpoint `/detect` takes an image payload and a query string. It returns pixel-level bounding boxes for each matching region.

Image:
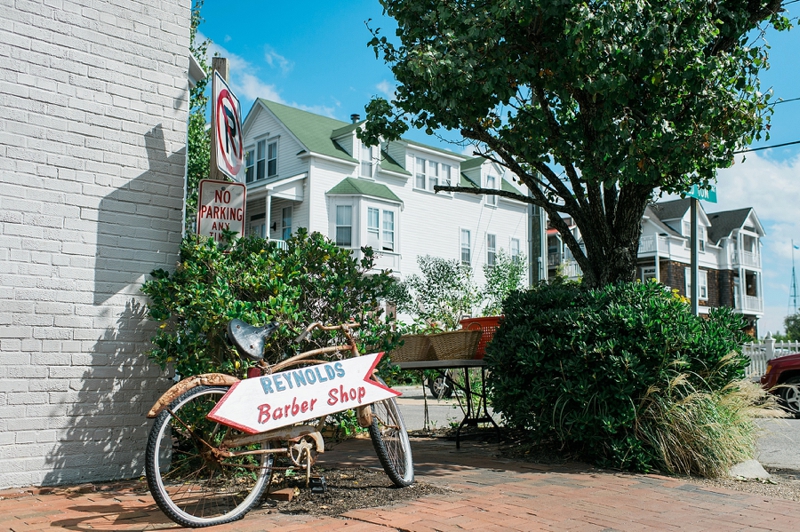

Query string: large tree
[361,0,789,287]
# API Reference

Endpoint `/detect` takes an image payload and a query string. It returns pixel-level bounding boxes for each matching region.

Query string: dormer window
[485,175,497,206]
[360,142,374,178]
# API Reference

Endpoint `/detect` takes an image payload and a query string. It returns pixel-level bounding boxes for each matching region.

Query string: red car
[760,353,800,417]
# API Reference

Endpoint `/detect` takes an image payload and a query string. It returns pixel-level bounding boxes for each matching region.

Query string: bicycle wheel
[368,376,414,487]
[145,385,273,528]
[427,370,454,399]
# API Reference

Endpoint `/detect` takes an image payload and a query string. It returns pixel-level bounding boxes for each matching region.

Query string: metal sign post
[685,184,717,316]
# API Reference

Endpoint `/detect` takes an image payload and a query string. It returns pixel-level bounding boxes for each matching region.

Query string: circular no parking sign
[214,71,243,179]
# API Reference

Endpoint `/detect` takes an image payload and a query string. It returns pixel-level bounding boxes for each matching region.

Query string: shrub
[142,229,400,378]
[482,250,526,316]
[393,255,481,331]
[486,280,755,474]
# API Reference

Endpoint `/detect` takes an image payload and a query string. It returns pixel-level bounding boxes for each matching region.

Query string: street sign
[213,71,243,179]
[196,179,246,242]
[685,184,717,203]
[207,352,399,434]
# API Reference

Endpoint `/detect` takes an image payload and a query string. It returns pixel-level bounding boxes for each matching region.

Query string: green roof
[379,149,410,175]
[460,157,485,171]
[327,177,403,204]
[501,177,520,194]
[258,99,357,163]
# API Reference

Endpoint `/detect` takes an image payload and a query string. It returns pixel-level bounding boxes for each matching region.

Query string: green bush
[486,280,752,474]
[142,229,400,378]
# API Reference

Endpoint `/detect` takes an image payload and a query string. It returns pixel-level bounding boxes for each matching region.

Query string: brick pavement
[1,436,798,531]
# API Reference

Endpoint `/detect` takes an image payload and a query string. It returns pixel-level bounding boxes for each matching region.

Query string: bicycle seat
[227,319,279,361]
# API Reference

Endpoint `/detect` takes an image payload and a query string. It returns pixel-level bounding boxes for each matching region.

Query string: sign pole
[210,57,230,183]
[691,197,699,316]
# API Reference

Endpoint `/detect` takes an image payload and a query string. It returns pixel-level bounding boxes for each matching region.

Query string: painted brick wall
[0,0,191,488]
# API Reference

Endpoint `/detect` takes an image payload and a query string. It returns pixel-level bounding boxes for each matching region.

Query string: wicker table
[393,359,500,448]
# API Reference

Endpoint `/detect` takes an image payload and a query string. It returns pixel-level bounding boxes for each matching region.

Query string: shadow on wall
[42,125,185,485]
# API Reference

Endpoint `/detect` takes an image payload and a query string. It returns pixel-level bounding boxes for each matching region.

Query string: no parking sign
[213,71,243,179]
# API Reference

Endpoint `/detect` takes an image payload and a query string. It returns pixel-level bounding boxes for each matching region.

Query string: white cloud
[198,34,285,106]
[264,47,293,75]
[713,152,800,334]
[224,35,232,43]
[376,80,394,99]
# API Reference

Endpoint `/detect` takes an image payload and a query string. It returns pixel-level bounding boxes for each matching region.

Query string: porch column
[265,193,272,240]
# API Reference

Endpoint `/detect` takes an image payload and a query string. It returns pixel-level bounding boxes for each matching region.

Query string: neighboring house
[237,100,530,290]
[0,2,193,488]
[546,199,766,335]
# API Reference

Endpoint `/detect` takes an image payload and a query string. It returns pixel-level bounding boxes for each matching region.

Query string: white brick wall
[0,0,191,488]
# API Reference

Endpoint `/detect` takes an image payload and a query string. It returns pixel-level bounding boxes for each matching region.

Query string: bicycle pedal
[309,476,327,494]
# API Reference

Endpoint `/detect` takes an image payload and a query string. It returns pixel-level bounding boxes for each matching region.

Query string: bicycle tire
[145,385,273,528]
[368,376,414,487]
[427,371,454,399]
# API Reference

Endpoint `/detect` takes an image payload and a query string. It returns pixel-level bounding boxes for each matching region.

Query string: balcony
[638,235,669,254]
[732,250,761,269]
[741,295,763,313]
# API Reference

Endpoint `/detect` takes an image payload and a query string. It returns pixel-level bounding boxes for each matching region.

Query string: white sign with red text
[207,353,399,434]
[196,179,246,242]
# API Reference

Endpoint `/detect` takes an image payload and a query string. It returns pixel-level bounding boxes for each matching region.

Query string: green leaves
[141,230,401,378]
[485,281,749,473]
[366,0,787,286]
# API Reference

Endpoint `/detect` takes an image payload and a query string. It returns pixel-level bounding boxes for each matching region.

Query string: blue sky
[198,1,800,336]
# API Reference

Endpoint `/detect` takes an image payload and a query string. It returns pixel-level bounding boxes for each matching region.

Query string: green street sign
[686,184,717,203]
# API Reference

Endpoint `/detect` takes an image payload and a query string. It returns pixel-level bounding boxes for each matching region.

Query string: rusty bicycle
[144,320,413,528]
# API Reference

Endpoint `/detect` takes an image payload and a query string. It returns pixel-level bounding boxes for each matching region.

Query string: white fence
[742,336,800,378]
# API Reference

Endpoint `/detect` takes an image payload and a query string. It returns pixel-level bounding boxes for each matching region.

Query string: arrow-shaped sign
[207,352,398,434]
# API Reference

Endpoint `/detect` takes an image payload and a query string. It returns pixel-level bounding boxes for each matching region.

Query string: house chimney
[350,113,360,123]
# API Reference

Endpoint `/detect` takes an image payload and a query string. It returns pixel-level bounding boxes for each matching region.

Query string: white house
[237,100,530,288]
[546,198,766,335]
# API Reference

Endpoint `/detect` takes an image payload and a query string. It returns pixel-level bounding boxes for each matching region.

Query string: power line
[734,139,800,153]
[773,97,800,105]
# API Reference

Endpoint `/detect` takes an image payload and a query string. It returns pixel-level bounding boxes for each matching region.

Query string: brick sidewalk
[1,436,798,531]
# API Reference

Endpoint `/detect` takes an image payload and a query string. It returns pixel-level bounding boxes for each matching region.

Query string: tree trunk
[559,184,651,289]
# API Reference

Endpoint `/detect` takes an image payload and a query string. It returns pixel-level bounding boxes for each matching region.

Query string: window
[460,229,471,265]
[382,210,395,252]
[442,164,452,187]
[360,142,373,178]
[684,268,708,300]
[281,206,292,240]
[256,140,266,180]
[245,149,254,183]
[486,233,496,267]
[247,213,265,238]
[335,205,352,247]
[699,226,706,252]
[510,238,521,261]
[415,157,426,189]
[428,160,439,189]
[267,141,277,177]
[485,175,497,206]
[640,266,657,282]
[367,207,395,252]
[414,157,451,191]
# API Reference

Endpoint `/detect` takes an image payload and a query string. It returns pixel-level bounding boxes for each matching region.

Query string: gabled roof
[650,198,692,221]
[327,177,402,204]
[258,99,357,164]
[707,208,763,243]
[642,205,682,237]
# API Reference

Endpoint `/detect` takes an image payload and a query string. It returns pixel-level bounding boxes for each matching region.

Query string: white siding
[0,0,191,488]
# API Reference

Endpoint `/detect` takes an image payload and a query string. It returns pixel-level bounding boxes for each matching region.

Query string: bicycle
[144,320,414,528]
